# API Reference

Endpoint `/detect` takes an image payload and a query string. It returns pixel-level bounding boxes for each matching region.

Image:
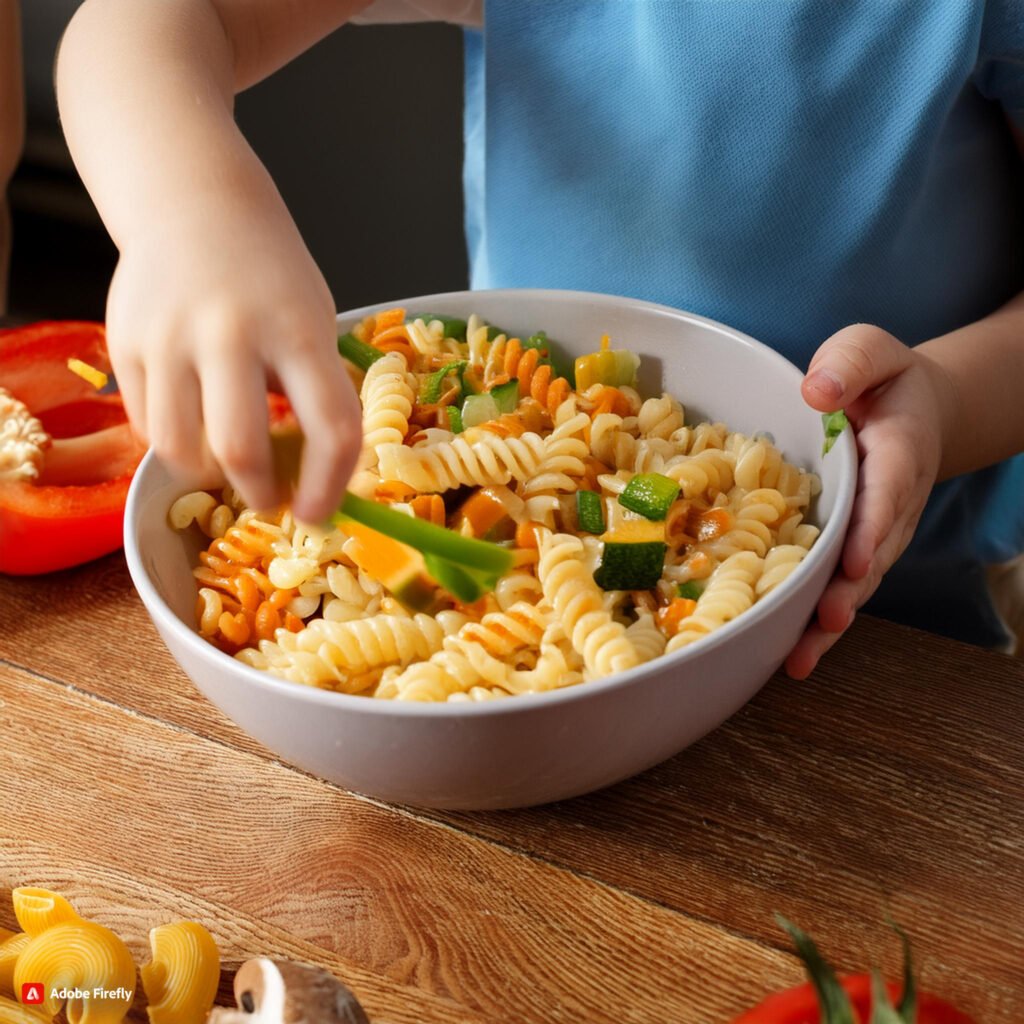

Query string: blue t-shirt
[461,1,1024,648]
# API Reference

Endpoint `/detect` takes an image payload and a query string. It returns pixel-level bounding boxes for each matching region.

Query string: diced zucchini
[337,332,384,371]
[593,541,667,591]
[618,473,681,521]
[676,580,704,601]
[576,490,606,534]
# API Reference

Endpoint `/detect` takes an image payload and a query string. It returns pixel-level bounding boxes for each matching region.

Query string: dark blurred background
[8,4,469,321]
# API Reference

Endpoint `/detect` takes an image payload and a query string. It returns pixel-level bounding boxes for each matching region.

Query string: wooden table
[1,552,1022,1023]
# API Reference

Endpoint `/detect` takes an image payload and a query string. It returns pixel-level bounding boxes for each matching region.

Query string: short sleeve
[351,0,481,26]
[976,1,1024,124]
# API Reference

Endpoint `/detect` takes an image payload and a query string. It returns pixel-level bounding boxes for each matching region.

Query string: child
[0,0,23,314]
[55,0,1024,674]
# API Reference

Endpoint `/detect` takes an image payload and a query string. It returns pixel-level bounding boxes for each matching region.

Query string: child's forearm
[917,289,1024,481]
[56,0,366,251]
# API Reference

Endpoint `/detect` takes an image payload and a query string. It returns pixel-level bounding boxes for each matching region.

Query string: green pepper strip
[337,332,384,372]
[420,360,467,404]
[822,410,849,455]
[337,493,514,576]
[423,553,499,603]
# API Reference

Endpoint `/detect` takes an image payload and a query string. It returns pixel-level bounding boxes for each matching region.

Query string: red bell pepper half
[0,322,145,575]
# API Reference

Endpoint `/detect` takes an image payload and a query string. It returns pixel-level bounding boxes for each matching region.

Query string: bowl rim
[124,288,858,718]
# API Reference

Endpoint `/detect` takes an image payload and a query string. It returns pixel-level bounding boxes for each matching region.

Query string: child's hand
[785,324,955,679]
[106,202,361,523]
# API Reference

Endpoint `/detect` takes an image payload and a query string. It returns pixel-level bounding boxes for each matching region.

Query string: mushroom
[207,959,369,1024]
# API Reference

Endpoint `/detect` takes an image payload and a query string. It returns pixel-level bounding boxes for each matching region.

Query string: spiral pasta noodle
[377,431,547,492]
[359,350,416,461]
[667,552,763,652]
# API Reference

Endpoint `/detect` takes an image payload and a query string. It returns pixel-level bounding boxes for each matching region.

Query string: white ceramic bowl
[125,289,857,809]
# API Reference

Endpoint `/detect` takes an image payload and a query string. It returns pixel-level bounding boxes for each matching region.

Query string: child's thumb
[801,324,911,412]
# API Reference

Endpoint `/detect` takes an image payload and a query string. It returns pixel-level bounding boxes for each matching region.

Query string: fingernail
[804,368,844,401]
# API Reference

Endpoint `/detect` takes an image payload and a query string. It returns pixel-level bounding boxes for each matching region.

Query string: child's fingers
[817,511,919,633]
[199,354,277,511]
[784,619,843,680]
[114,359,148,443]
[273,344,361,524]
[802,324,912,412]
[145,357,205,477]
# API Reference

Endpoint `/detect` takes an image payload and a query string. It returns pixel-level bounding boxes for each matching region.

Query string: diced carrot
[375,480,417,503]
[456,488,510,537]
[410,494,446,527]
[657,598,698,636]
[515,520,544,549]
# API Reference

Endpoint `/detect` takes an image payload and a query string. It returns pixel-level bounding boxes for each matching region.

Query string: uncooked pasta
[171,309,822,702]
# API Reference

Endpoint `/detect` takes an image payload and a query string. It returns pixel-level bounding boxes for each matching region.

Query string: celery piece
[618,473,681,521]
[337,332,384,371]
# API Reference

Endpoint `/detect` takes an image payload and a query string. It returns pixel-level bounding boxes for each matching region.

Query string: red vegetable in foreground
[732,916,975,1024]
[0,322,144,575]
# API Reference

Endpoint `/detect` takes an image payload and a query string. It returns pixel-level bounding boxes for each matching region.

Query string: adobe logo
[20,983,45,1005]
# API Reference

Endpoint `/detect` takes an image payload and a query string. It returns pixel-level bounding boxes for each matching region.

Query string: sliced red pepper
[0,322,144,575]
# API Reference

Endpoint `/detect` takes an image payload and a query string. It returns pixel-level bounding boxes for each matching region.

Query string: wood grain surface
[1,552,1023,1023]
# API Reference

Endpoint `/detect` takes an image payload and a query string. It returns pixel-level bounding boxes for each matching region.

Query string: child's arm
[56,0,372,521]
[0,0,24,315]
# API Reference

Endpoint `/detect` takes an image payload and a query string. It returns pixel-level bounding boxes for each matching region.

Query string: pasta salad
[170,309,821,702]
